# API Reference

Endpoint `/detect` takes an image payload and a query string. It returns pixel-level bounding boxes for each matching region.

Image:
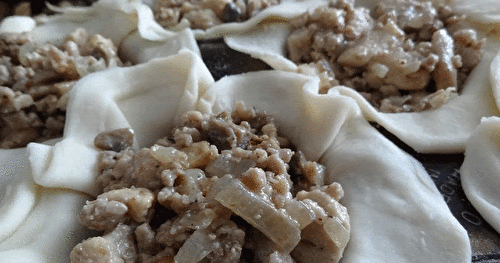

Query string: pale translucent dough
[27,50,214,196]
[0,189,93,263]
[224,0,500,154]
[321,116,471,263]
[0,149,36,243]
[460,117,500,234]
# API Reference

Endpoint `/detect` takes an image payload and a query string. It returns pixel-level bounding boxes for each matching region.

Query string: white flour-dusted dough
[460,117,500,234]
[323,116,471,262]
[27,50,213,196]
[225,0,500,154]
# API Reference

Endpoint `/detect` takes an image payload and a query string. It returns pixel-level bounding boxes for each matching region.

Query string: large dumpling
[24,50,470,262]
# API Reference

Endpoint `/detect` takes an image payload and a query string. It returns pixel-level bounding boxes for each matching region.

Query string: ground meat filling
[153,0,280,30]
[71,102,350,263]
[0,28,124,148]
[287,0,484,113]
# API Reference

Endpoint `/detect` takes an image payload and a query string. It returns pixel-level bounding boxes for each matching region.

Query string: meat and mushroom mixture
[287,0,485,112]
[153,0,280,30]
[71,102,350,263]
[0,28,124,148]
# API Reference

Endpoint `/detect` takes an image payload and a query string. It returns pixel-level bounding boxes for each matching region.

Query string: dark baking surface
[198,39,500,262]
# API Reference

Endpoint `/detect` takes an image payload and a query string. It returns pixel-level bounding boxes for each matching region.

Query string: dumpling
[27,50,469,262]
[224,0,500,153]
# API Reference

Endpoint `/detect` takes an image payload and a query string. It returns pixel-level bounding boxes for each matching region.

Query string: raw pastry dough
[461,116,500,234]
[224,0,500,154]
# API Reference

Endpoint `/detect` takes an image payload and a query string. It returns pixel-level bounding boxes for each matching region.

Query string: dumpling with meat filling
[27,50,470,262]
[224,0,500,154]
[0,0,197,149]
[0,50,211,262]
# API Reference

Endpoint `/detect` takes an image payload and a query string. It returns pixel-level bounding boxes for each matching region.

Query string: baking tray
[198,39,500,262]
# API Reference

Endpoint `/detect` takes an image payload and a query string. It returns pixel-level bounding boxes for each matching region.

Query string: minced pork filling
[0,28,124,148]
[70,102,350,263]
[287,0,484,112]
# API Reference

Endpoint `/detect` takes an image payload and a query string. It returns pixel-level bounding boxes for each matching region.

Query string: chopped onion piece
[323,217,350,250]
[150,144,188,166]
[283,199,315,230]
[215,179,300,253]
[175,228,213,263]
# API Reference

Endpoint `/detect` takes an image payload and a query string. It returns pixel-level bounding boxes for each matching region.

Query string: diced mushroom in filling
[287,0,484,112]
[71,102,350,263]
[0,28,126,148]
[153,0,281,30]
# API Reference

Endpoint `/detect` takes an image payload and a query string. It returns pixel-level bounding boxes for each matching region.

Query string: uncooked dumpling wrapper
[322,116,470,262]
[0,148,36,243]
[224,0,500,154]
[0,0,199,63]
[0,141,93,262]
[26,50,470,262]
[199,71,471,262]
[27,50,213,196]
[460,116,500,234]
[0,188,93,263]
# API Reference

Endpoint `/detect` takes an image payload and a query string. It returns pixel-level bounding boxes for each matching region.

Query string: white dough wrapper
[460,117,500,234]
[224,0,500,154]
[0,0,200,62]
[0,188,93,263]
[0,148,36,243]
[27,50,213,197]
[322,116,471,263]
[199,71,470,262]
[31,0,143,45]
[0,139,60,244]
